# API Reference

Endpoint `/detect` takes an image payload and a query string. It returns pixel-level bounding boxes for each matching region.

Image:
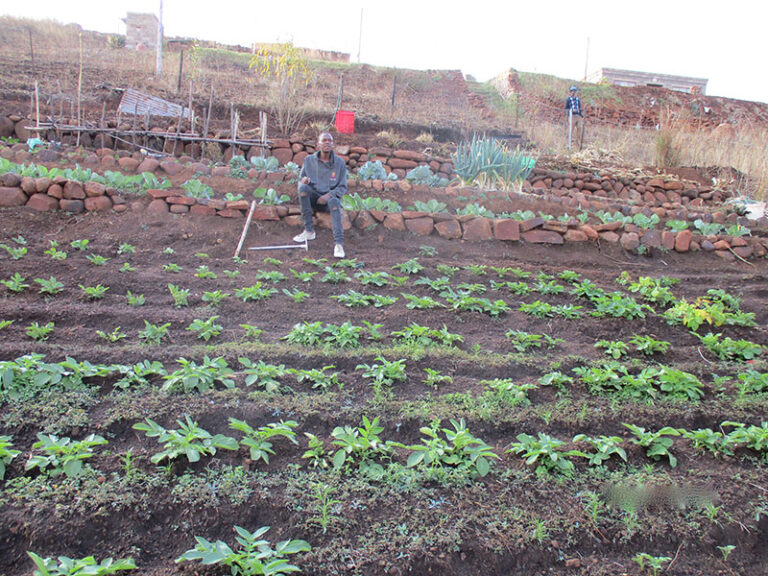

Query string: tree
[250,42,313,134]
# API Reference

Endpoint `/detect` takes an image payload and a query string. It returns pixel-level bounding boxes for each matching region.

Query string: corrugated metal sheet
[119,88,191,119]
[600,68,708,95]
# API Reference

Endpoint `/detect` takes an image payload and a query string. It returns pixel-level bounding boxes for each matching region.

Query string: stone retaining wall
[2,130,767,261]
[526,167,729,215]
[2,172,766,261]
[0,114,454,180]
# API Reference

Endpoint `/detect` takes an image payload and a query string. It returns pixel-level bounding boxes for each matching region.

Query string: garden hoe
[248,238,310,253]
[233,200,310,258]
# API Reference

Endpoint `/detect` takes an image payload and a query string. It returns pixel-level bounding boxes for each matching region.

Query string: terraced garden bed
[1,207,767,576]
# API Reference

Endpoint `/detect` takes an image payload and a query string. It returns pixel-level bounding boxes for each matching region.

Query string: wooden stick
[100,101,106,149]
[34,81,40,129]
[76,32,83,147]
[28,27,35,68]
[202,85,214,160]
[666,542,684,572]
[177,48,184,93]
[171,107,183,156]
[260,111,267,157]
[230,102,235,143]
[391,73,396,116]
[697,347,713,364]
[188,79,193,132]
[234,201,257,260]
[144,109,150,148]
[727,245,755,267]
[132,103,138,150]
[57,80,63,119]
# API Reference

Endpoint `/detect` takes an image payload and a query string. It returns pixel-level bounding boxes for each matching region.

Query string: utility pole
[357,8,363,64]
[155,0,163,77]
[583,36,589,81]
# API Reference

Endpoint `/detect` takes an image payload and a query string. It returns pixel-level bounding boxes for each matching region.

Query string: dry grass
[376,130,405,148]
[487,73,768,201]
[675,125,768,198]
[415,132,435,144]
[0,16,490,136]
[526,120,768,200]
[1,18,766,200]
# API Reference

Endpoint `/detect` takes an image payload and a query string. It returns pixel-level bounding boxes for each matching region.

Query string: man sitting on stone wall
[292,131,347,258]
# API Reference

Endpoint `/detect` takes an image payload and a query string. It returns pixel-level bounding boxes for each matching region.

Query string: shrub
[250,155,280,172]
[452,135,535,191]
[229,155,251,178]
[405,165,449,187]
[182,179,213,199]
[356,160,392,181]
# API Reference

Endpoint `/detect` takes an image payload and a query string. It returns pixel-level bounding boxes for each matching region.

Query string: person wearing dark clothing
[293,132,348,258]
[565,85,584,149]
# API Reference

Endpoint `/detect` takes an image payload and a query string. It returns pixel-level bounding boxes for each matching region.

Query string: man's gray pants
[298,183,344,245]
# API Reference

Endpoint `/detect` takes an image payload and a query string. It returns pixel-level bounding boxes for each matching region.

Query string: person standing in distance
[293,132,348,258]
[564,85,584,149]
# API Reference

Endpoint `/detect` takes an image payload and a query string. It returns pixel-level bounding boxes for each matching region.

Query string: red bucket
[335,110,355,134]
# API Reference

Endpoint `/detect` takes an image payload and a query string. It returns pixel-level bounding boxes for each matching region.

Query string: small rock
[137,157,161,173]
[0,186,28,207]
[620,232,640,251]
[26,193,59,211]
[675,229,692,252]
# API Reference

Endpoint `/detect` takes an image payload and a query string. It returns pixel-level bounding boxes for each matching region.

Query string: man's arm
[330,158,348,198]
[299,155,315,187]
[298,162,308,187]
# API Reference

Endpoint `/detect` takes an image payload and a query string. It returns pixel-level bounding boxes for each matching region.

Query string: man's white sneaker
[293,230,316,242]
[334,244,345,259]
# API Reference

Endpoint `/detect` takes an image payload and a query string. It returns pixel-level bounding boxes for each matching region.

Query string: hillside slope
[1,16,767,141]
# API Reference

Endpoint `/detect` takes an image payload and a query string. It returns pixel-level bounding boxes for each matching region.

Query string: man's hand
[300,176,311,185]
[317,193,331,205]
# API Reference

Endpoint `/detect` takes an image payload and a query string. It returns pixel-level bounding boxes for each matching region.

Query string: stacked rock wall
[1,114,454,180]
[1,124,767,261]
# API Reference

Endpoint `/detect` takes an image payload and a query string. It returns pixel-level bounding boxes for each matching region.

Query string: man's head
[570,85,578,94]
[317,132,334,155]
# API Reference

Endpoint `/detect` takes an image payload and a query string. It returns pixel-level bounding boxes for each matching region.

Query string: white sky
[2,0,766,104]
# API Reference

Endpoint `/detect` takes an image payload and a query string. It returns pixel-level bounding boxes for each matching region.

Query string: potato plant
[176,525,309,576]
[133,416,238,464]
[228,418,298,464]
[1,272,29,293]
[238,358,289,393]
[394,418,499,478]
[27,552,136,576]
[25,433,108,477]
[163,356,234,393]
[187,316,223,341]
[331,416,391,476]
[507,432,580,476]
[0,435,20,480]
